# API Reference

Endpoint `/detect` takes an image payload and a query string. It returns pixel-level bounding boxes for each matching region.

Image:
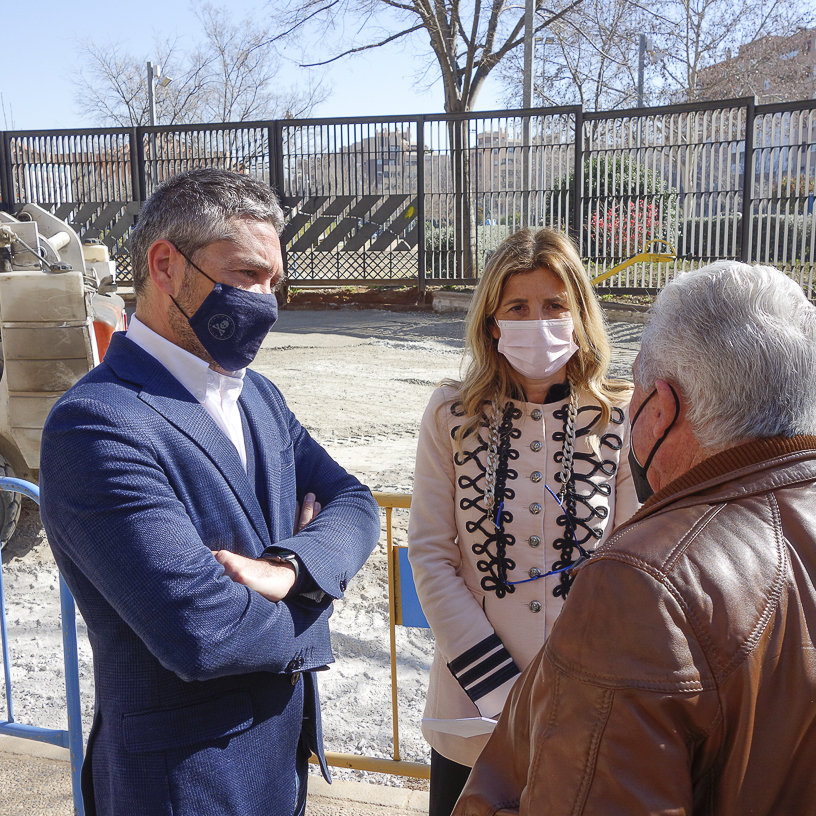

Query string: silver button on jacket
[529,600,542,613]
[529,503,542,515]
[530,440,542,452]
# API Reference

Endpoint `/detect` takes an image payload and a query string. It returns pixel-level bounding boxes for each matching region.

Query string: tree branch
[299,24,425,66]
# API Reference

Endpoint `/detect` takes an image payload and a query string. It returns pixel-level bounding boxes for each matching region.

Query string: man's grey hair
[636,261,816,451]
[129,168,285,297]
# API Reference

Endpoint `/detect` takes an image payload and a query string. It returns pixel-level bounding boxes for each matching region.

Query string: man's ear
[147,239,185,296]
[652,379,683,437]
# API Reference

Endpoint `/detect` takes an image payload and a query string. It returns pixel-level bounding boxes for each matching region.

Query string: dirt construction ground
[0,308,644,811]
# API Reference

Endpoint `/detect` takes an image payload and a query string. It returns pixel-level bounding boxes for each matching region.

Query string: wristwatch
[260,548,300,581]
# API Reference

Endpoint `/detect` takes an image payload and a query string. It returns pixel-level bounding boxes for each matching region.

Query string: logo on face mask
[208,315,235,340]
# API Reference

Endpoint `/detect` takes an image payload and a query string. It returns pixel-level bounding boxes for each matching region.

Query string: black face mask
[171,250,279,372]
[628,384,680,503]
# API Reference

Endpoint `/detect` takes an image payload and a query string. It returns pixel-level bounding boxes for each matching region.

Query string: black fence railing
[2,97,814,294]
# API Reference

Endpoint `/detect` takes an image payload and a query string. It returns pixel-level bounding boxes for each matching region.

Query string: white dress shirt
[126,316,248,471]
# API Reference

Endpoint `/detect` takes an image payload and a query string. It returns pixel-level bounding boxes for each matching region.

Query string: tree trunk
[447,116,476,279]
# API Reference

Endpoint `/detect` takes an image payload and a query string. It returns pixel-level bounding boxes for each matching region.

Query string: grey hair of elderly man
[635,260,816,453]
[625,260,816,494]
[452,261,816,816]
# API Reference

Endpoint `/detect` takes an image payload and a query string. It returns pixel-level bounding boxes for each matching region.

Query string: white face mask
[496,317,578,380]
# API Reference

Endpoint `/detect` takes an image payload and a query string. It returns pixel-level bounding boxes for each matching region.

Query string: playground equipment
[0,204,126,547]
[590,239,677,287]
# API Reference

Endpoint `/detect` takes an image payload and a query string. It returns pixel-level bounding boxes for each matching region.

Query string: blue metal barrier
[0,478,84,815]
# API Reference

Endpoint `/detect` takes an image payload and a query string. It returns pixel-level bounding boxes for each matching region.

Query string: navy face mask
[628,383,680,503]
[171,251,278,371]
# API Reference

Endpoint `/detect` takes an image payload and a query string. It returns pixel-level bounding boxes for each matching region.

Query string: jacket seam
[551,554,721,689]
[662,504,725,574]
[571,687,614,815]
[716,493,786,680]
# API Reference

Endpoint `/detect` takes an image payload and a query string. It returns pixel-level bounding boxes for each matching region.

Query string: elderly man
[39,168,380,816]
[453,260,816,815]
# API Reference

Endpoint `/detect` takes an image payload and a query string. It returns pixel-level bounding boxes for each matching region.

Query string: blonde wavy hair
[447,228,631,447]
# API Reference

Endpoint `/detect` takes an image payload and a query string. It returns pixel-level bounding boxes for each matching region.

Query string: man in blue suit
[39,168,380,816]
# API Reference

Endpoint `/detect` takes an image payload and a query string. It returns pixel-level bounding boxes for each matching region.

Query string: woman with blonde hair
[408,228,639,815]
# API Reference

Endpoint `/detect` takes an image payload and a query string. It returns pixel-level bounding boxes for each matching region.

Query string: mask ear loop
[168,245,217,321]
[636,384,681,473]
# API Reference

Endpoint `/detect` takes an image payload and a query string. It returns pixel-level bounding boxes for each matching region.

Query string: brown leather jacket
[454,435,816,816]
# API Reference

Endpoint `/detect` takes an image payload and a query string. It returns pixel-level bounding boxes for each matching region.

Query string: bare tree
[499,0,647,111]
[280,0,583,276]
[73,4,327,126]
[285,0,583,114]
[651,0,815,103]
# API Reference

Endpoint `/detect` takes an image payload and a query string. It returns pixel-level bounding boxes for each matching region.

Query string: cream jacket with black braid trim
[408,383,640,767]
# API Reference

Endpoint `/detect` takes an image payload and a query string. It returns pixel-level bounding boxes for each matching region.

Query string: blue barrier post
[0,478,84,815]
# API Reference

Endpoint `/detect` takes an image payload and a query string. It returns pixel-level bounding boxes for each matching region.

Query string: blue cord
[503,484,593,586]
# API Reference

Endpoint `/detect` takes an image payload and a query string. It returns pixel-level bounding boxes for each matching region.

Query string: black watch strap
[260,549,300,581]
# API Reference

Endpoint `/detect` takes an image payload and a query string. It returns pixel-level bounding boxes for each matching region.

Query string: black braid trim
[453,401,521,599]
[551,404,624,598]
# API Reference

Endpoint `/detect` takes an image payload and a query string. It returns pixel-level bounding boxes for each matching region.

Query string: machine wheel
[0,457,22,550]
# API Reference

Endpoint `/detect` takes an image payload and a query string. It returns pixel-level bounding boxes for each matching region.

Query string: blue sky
[1,0,507,131]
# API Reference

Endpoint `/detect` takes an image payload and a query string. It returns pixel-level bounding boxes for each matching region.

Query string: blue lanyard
[502,485,593,586]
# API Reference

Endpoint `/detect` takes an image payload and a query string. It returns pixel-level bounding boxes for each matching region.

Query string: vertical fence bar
[129,128,143,207]
[740,98,756,263]
[385,505,401,762]
[270,122,283,195]
[60,576,85,816]
[0,131,12,211]
[135,126,147,209]
[416,117,426,295]
[572,108,584,251]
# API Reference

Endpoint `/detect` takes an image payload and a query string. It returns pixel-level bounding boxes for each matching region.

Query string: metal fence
[1,96,814,293]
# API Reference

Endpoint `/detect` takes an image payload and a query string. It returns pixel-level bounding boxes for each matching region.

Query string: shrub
[550,154,679,258]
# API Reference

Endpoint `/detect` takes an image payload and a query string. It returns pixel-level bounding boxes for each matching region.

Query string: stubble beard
[167,269,217,368]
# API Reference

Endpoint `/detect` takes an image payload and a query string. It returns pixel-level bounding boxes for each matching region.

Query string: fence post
[416,117,426,296]
[134,127,147,208]
[572,107,584,253]
[0,131,12,213]
[270,120,292,286]
[129,128,143,207]
[739,97,756,263]
[270,121,285,196]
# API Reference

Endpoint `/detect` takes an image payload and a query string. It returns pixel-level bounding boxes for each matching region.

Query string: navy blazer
[39,333,380,816]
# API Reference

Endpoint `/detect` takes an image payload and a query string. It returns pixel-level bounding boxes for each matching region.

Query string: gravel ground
[0,308,643,789]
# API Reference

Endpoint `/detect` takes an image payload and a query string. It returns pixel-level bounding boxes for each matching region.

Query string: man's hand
[213,550,296,602]
[294,492,321,534]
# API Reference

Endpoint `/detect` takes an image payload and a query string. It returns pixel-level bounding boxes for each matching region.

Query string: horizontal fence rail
[1,97,814,294]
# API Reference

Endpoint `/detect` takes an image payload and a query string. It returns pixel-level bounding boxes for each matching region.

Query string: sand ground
[0,308,643,790]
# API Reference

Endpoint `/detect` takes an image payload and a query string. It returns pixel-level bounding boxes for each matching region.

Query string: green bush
[550,154,679,258]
